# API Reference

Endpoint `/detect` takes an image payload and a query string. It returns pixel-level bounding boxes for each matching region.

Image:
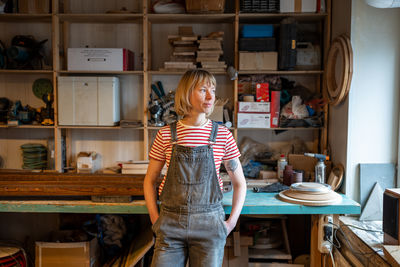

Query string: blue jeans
[151,206,228,267]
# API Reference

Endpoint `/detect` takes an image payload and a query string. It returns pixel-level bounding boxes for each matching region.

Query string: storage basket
[186,0,225,13]
[240,0,279,13]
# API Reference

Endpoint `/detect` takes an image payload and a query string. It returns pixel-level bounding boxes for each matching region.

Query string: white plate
[290,182,331,193]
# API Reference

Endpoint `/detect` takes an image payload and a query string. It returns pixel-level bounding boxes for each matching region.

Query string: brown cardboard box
[239,52,278,71]
[186,0,225,13]
[35,237,99,267]
[223,235,253,267]
[19,0,50,13]
[288,154,331,182]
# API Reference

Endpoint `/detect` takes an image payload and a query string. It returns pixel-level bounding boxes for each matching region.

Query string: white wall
[344,0,400,201]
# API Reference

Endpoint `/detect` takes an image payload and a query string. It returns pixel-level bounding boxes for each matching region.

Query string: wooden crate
[186,0,225,13]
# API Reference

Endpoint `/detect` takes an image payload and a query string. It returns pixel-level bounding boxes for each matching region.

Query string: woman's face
[189,82,216,115]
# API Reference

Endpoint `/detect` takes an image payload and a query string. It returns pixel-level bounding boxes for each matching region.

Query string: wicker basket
[186,0,225,13]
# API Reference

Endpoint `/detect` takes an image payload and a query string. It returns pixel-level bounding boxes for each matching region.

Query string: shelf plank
[0,125,55,129]
[59,70,143,75]
[0,14,52,22]
[149,70,227,75]
[0,70,53,74]
[148,13,235,23]
[237,127,323,130]
[57,126,121,129]
[239,12,328,22]
[57,126,144,130]
[238,70,324,75]
[0,172,148,196]
[58,13,143,23]
[148,126,322,131]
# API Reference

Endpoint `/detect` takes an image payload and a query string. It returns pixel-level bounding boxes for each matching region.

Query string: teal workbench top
[0,190,360,215]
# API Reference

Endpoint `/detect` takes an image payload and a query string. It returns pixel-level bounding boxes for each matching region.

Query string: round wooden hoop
[326,35,353,106]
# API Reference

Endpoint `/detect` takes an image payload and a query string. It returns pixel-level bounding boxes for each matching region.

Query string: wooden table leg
[310,214,322,267]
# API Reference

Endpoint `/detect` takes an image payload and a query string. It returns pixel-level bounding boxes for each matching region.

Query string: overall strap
[209,120,219,143]
[169,122,178,143]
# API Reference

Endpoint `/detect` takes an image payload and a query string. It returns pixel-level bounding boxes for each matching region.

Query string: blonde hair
[175,69,217,117]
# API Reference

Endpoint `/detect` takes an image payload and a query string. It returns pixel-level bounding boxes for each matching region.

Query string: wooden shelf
[59,70,143,75]
[238,70,323,75]
[58,13,143,23]
[0,125,55,129]
[239,12,328,22]
[147,13,235,23]
[0,0,331,170]
[0,14,52,22]
[57,126,144,130]
[149,70,227,75]
[237,127,322,130]
[57,126,122,130]
[0,70,53,74]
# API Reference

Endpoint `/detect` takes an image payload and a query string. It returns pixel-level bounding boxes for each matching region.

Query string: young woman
[144,69,247,267]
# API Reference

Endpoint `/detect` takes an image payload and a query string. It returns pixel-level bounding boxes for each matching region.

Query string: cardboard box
[237,113,271,128]
[68,48,134,71]
[58,76,120,126]
[223,235,253,267]
[280,0,317,13]
[270,90,281,128]
[35,237,99,267]
[208,105,224,122]
[256,83,269,102]
[239,52,278,71]
[19,0,50,13]
[238,102,270,113]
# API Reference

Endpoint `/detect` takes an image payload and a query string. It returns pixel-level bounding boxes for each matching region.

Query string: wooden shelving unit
[0,0,331,172]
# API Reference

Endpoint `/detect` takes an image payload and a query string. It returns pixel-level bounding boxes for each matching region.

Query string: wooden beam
[0,172,160,196]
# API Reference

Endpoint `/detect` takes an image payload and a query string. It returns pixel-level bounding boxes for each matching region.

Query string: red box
[256,83,269,102]
[270,90,281,128]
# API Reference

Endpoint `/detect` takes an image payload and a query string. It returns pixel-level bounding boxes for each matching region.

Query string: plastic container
[277,154,288,180]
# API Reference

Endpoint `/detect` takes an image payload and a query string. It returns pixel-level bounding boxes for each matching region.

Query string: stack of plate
[20,143,47,170]
[278,182,341,206]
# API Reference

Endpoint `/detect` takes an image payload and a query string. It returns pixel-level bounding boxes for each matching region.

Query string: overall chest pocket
[175,154,211,185]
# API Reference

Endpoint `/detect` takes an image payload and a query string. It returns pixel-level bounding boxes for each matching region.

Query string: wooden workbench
[0,190,360,266]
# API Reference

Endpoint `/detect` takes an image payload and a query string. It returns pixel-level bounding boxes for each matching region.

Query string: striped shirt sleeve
[149,129,166,161]
[222,129,241,160]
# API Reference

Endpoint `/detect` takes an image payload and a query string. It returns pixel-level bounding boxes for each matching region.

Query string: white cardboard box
[58,76,120,126]
[238,102,270,113]
[67,48,134,71]
[280,0,317,13]
[237,113,271,128]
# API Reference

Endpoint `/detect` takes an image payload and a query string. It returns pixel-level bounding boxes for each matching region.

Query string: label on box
[256,83,269,102]
[238,102,270,113]
[237,113,271,128]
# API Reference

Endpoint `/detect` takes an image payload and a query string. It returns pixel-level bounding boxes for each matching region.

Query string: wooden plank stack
[197,31,226,72]
[163,26,198,71]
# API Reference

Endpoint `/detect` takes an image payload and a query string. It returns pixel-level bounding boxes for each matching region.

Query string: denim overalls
[151,121,228,267]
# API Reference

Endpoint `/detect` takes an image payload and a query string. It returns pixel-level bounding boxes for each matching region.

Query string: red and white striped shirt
[149,119,241,195]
